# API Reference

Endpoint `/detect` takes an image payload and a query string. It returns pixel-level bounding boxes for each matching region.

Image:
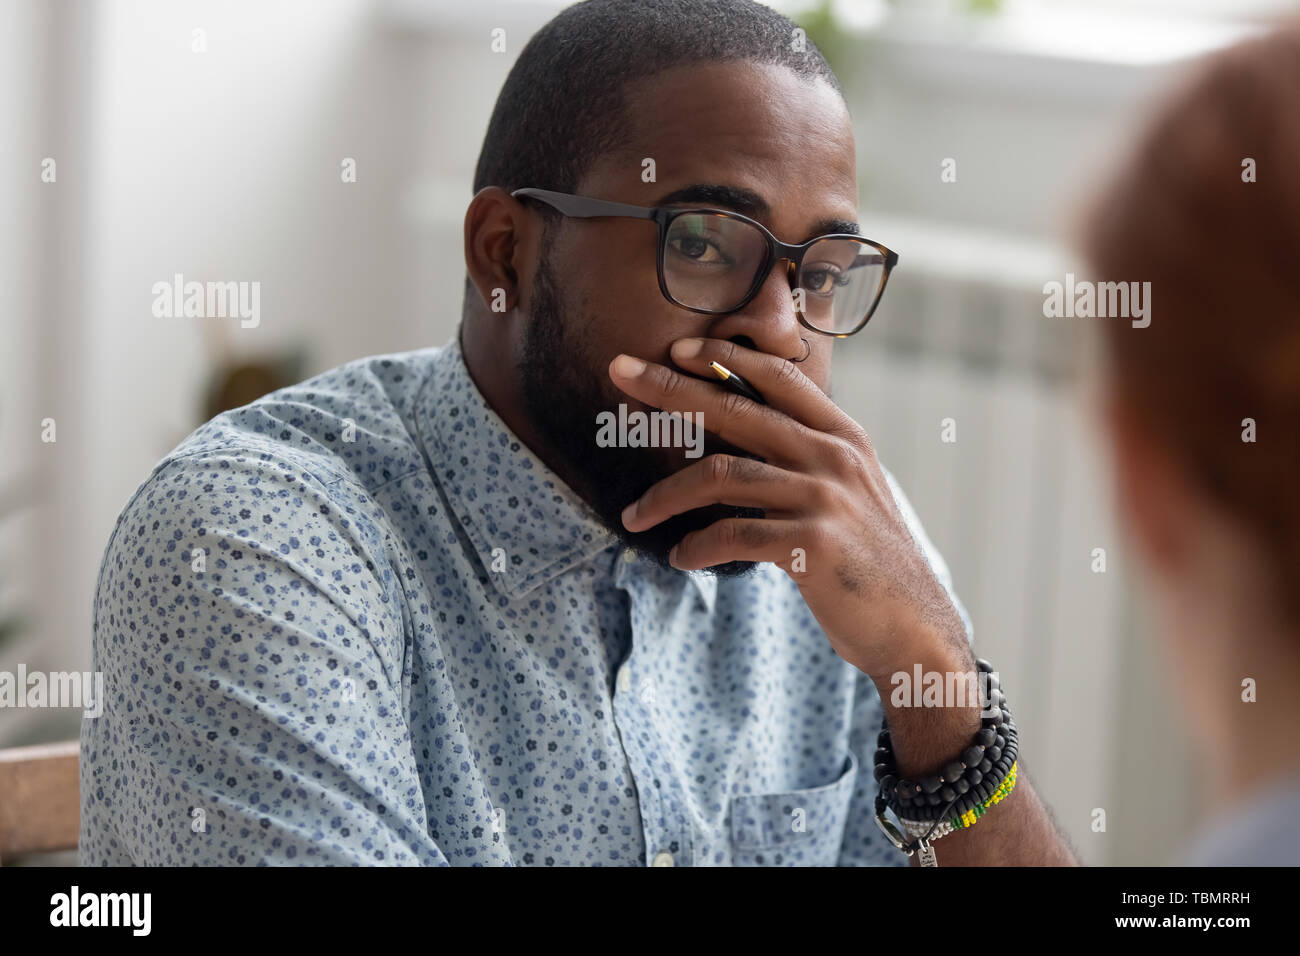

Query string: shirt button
[651,851,674,867]
[622,547,637,563]
[616,664,631,693]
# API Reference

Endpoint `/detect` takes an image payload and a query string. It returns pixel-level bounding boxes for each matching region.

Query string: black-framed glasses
[510,187,899,337]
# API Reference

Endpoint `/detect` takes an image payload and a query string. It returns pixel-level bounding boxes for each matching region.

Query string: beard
[518,254,764,578]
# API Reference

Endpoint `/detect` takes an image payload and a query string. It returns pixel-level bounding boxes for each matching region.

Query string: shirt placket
[612,548,696,867]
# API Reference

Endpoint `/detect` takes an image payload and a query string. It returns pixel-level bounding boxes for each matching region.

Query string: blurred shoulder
[1181,772,1300,866]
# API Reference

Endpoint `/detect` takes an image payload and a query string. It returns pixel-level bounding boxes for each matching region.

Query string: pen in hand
[708,361,767,406]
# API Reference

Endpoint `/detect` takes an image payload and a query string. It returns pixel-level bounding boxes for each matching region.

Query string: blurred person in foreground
[1081,17,1300,866]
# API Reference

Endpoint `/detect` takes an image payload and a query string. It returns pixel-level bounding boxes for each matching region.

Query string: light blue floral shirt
[80,331,971,866]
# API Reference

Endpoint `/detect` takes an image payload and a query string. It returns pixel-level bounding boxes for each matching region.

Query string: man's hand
[610,336,1080,865]
[609,335,968,685]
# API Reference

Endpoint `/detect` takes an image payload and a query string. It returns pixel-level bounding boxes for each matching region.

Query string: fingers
[668,517,805,571]
[609,353,825,465]
[621,454,818,532]
[669,337,858,438]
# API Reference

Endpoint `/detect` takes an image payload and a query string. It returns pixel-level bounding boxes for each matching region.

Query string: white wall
[1,0,436,745]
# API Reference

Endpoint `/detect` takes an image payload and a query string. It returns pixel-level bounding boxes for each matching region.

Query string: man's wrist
[869,631,983,780]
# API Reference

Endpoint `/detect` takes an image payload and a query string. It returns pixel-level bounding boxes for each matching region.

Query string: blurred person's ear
[1104,392,1280,630]
[1104,396,1191,582]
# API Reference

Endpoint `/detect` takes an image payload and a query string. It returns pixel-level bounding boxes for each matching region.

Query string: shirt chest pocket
[728,750,859,866]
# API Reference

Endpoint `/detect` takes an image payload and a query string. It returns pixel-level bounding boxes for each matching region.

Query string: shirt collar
[415,331,716,613]
[685,568,717,615]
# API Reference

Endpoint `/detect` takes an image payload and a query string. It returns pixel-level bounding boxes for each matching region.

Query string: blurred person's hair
[1080,16,1300,625]
[465,0,842,295]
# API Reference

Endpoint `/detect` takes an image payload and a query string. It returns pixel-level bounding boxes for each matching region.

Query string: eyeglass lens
[663,212,887,334]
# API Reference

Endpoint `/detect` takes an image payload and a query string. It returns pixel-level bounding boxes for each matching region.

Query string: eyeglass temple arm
[511,188,656,221]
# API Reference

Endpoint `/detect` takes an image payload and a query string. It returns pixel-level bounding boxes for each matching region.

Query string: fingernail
[672,338,704,360]
[668,544,680,567]
[621,500,638,526]
[612,354,646,378]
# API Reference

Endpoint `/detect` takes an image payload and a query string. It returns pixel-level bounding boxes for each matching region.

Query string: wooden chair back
[0,741,80,863]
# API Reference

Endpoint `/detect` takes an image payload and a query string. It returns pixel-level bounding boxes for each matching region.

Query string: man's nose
[702,262,805,361]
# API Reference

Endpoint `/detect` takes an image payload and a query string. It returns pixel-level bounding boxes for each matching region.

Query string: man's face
[518,59,859,576]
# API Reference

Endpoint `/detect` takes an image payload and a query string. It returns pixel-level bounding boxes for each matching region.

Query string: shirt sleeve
[880,464,975,649]
[79,446,447,865]
[838,466,973,866]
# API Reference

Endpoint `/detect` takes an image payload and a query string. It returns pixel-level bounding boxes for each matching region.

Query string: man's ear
[463,186,528,314]
[1105,395,1192,579]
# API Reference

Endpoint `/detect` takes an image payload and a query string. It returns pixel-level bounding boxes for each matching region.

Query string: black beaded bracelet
[873,657,1018,823]
[893,720,1020,819]
[882,713,1018,823]
[894,724,1019,822]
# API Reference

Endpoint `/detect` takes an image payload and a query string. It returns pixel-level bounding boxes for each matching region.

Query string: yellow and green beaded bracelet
[952,760,1018,830]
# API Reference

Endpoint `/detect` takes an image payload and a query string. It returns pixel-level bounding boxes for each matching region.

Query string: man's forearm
[874,636,1079,867]
[904,772,1077,866]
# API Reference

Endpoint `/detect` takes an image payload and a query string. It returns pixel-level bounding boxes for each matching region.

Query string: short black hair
[465,0,843,299]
